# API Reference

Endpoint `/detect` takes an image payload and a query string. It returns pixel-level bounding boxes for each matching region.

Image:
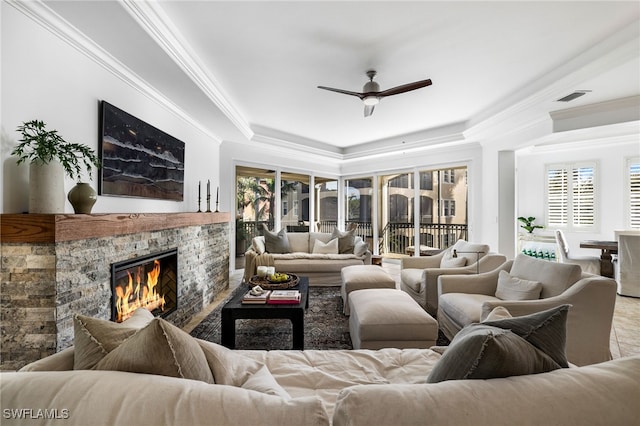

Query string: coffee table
[221,276,309,350]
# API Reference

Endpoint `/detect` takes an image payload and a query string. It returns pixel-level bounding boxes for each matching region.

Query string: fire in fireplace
[111,249,178,323]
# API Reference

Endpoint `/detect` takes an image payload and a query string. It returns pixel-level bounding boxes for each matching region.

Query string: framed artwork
[99,101,185,201]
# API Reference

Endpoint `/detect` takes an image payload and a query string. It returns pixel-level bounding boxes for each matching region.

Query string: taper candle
[216,186,219,204]
[207,180,210,197]
[198,181,201,198]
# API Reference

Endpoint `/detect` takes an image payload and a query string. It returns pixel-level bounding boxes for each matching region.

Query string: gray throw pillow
[427,304,571,383]
[331,227,356,254]
[263,225,291,254]
[426,324,561,383]
[482,304,571,368]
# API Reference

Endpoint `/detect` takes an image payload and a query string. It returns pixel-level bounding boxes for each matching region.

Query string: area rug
[190,285,450,350]
[190,286,353,350]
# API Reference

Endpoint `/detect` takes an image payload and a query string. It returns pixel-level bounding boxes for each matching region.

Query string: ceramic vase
[67,182,97,214]
[29,160,65,213]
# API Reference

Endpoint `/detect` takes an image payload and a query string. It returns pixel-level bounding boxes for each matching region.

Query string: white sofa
[3,346,639,425]
[2,308,639,425]
[244,231,372,286]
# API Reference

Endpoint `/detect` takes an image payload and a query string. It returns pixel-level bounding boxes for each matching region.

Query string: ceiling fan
[317,70,432,117]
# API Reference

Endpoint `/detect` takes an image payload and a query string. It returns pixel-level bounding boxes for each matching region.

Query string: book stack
[242,290,271,304]
[267,290,301,305]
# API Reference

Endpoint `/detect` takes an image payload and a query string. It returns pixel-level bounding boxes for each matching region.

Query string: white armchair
[614,230,640,297]
[555,229,600,275]
[437,254,617,366]
[400,240,507,316]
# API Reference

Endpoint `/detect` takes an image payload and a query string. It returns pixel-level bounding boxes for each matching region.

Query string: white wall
[516,137,639,256]
[1,4,221,214]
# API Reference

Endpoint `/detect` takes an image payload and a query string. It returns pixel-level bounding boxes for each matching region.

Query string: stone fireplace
[0,212,229,371]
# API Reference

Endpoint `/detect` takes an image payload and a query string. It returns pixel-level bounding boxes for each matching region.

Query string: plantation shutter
[572,166,595,227]
[630,160,640,229]
[547,167,568,226]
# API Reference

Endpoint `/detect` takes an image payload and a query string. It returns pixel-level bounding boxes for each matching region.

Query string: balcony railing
[237,219,466,256]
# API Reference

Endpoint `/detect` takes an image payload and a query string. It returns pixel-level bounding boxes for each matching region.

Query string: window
[442,199,455,216]
[628,157,640,229]
[546,162,596,230]
[442,169,455,183]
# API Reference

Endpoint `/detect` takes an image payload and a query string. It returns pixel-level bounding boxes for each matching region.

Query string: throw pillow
[426,324,561,383]
[482,304,571,368]
[73,308,154,370]
[241,365,292,400]
[482,306,512,322]
[495,270,542,300]
[94,318,214,384]
[252,236,266,255]
[196,339,263,386]
[440,253,467,268]
[331,227,356,254]
[353,240,369,257]
[263,225,291,254]
[312,238,338,254]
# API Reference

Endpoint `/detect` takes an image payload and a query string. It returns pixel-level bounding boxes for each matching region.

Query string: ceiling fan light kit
[318,70,432,117]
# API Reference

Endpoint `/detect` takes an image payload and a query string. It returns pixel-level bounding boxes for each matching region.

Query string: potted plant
[518,216,544,234]
[12,120,101,213]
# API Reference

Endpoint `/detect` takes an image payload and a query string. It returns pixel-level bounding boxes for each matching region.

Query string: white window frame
[545,161,598,232]
[626,156,640,229]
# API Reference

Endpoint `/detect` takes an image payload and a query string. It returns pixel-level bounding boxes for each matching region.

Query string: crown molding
[530,120,640,153]
[549,95,640,132]
[466,20,640,142]
[6,0,223,144]
[250,125,344,159]
[120,1,254,141]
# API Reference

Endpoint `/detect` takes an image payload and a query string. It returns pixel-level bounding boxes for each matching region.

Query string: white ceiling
[43,1,640,157]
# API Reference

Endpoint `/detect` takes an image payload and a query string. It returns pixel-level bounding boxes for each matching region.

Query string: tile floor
[187,257,640,359]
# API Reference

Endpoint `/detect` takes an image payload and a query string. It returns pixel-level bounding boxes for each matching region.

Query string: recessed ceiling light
[556,90,592,102]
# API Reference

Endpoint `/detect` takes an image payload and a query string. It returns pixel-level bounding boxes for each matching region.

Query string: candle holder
[452,249,485,274]
[206,195,211,213]
[197,195,202,213]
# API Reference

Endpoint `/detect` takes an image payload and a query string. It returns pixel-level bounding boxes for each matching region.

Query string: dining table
[579,240,618,278]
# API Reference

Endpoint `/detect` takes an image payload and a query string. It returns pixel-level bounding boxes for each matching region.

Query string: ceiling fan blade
[317,86,365,100]
[364,104,375,117]
[377,79,432,98]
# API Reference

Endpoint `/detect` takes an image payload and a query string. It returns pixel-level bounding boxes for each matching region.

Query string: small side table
[371,255,383,266]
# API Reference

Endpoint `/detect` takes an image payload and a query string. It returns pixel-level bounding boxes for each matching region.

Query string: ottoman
[341,265,397,315]
[348,288,438,350]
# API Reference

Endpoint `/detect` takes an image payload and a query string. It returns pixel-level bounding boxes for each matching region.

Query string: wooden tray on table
[248,273,299,290]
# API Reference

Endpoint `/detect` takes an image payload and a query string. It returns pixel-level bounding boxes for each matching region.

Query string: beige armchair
[400,240,507,316]
[437,254,617,366]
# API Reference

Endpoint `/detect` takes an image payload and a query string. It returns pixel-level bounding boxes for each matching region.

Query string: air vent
[556,90,591,102]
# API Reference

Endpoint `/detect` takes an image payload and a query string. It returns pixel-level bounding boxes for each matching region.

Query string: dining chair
[554,230,600,275]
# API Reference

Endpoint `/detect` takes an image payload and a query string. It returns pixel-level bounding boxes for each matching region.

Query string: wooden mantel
[1,212,230,243]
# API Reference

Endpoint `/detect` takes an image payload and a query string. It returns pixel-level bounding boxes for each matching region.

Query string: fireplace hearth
[111,249,178,323]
